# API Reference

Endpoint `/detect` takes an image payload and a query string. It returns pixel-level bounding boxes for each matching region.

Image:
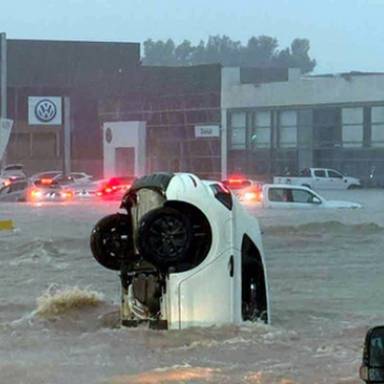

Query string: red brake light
[41,178,53,185]
[223,175,251,190]
[228,178,245,184]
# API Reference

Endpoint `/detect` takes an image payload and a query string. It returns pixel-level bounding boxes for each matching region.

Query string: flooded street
[1,189,383,383]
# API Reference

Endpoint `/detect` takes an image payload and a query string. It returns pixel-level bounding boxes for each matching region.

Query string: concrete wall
[222,68,384,109]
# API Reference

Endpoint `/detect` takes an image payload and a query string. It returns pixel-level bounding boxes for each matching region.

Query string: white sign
[195,125,220,138]
[28,97,62,125]
[0,118,13,161]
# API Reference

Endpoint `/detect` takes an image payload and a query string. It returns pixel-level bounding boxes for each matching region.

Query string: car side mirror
[360,326,384,383]
[312,196,321,204]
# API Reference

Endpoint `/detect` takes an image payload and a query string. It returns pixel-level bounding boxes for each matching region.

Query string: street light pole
[0,32,7,120]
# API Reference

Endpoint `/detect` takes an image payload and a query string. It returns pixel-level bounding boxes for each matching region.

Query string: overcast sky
[1,0,383,74]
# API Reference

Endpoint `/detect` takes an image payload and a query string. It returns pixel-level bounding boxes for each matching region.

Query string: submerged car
[90,172,270,330]
[222,176,264,203]
[30,171,93,187]
[0,178,29,202]
[95,176,135,200]
[241,184,362,209]
[0,164,27,188]
[273,167,361,190]
[27,184,74,202]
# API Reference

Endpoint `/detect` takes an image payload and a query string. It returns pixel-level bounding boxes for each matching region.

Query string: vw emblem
[105,127,112,143]
[35,99,57,123]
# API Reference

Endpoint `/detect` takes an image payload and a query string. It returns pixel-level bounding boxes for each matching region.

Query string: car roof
[2,164,24,170]
[268,184,314,191]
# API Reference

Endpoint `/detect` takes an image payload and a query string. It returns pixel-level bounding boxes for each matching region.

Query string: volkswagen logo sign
[105,127,113,143]
[34,99,57,123]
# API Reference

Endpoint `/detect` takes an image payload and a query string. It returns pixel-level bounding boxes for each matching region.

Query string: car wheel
[137,207,192,270]
[90,213,135,271]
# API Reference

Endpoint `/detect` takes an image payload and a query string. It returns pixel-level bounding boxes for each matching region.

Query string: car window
[314,170,326,177]
[291,189,319,204]
[268,188,290,202]
[70,173,83,179]
[56,175,75,184]
[328,170,343,178]
[300,168,311,177]
[38,172,62,179]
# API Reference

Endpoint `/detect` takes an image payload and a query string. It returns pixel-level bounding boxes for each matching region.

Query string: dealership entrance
[103,121,146,178]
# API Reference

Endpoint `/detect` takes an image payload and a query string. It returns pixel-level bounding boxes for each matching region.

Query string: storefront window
[230,111,246,149]
[371,106,384,147]
[342,107,363,148]
[279,110,297,148]
[251,111,271,149]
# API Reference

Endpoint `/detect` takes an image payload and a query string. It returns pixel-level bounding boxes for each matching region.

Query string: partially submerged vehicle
[90,172,269,329]
[0,164,27,188]
[27,183,74,202]
[222,175,264,203]
[0,178,28,202]
[241,184,362,209]
[273,167,361,190]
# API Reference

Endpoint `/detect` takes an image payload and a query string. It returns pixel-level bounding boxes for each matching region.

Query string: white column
[63,97,71,174]
[221,108,227,179]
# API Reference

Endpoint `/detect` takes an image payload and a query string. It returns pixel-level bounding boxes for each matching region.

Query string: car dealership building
[221,67,384,184]
[2,37,384,184]
[2,38,221,179]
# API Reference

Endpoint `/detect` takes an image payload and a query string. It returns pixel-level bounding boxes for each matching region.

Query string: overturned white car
[90,173,269,329]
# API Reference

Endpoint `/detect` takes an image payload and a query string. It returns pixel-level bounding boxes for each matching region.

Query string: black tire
[137,207,192,270]
[90,213,135,271]
[348,184,361,190]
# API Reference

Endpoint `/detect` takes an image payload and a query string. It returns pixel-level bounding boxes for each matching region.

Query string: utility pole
[0,32,7,166]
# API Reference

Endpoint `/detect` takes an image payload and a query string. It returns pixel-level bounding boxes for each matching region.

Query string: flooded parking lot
[0,189,383,383]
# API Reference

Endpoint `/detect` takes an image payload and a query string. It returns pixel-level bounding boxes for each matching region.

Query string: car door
[312,169,329,189]
[327,169,345,189]
[290,188,322,208]
[266,187,294,208]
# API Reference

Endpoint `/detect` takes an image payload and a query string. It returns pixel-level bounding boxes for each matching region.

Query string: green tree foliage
[142,35,316,73]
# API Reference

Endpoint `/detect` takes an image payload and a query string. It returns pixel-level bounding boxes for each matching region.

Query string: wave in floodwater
[103,365,301,384]
[265,221,384,236]
[35,285,105,319]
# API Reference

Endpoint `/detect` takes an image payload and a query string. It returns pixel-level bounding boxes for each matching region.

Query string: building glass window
[251,111,271,149]
[279,110,297,148]
[230,111,246,149]
[342,108,363,148]
[371,106,384,147]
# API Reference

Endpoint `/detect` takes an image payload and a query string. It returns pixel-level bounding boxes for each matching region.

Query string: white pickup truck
[273,168,361,190]
[246,184,361,209]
